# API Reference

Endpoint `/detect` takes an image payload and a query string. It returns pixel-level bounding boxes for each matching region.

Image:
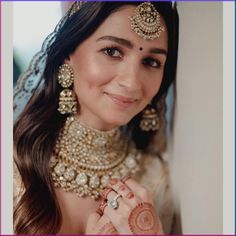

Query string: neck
[76,114,118,132]
[65,115,122,151]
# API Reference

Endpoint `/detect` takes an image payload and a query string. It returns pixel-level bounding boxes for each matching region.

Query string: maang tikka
[140,105,159,132]
[129,2,165,40]
[57,64,77,114]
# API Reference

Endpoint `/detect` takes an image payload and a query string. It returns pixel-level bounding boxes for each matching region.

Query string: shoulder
[137,152,169,194]
[137,152,175,234]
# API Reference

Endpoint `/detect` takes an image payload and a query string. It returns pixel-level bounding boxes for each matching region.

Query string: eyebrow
[96,35,167,56]
[97,36,133,49]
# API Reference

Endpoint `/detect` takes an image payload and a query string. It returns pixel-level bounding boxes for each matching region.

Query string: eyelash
[101,46,123,58]
[101,46,162,69]
[143,58,162,69]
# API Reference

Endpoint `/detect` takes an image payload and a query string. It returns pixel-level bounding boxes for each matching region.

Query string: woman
[13,1,178,234]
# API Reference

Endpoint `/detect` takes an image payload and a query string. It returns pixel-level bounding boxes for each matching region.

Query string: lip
[104,92,138,108]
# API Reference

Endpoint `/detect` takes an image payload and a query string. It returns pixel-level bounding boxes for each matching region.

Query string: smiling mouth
[104,92,138,108]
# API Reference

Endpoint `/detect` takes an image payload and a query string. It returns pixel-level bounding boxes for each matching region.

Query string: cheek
[74,57,114,88]
[143,77,163,101]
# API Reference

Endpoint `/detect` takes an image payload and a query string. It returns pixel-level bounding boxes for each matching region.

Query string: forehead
[89,5,168,50]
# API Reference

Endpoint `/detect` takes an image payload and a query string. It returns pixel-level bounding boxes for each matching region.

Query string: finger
[103,199,132,235]
[108,178,132,199]
[86,212,100,230]
[106,191,130,214]
[90,212,118,234]
[121,176,151,202]
[103,190,124,213]
[97,212,111,224]
[98,190,124,218]
[96,208,103,216]
[97,201,108,215]
[108,178,141,206]
[101,187,113,199]
[106,190,123,205]
[96,220,118,235]
[120,176,132,183]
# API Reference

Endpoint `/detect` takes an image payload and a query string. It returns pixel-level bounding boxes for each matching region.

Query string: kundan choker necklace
[50,116,141,200]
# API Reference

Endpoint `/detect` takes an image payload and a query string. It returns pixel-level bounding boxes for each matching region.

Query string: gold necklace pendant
[50,116,141,200]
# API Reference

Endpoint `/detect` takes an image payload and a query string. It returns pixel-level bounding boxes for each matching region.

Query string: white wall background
[170,2,223,234]
[13,2,61,72]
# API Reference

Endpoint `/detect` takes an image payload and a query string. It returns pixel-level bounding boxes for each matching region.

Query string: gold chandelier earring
[57,63,77,114]
[139,105,159,132]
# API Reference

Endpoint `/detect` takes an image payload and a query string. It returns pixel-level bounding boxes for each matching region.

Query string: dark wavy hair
[14,2,178,234]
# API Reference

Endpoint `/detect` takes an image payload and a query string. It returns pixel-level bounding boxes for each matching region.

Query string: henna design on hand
[97,221,118,234]
[98,201,107,214]
[101,187,113,199]
[128,202,160,234]
[121,176,131,183]
[126,192,134,199]
[96,208,103,216]
[110,178,118,185]
[118,184,126,191]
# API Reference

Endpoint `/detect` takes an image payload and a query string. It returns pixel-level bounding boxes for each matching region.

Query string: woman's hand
[98,176,164,235]
[85,207,118,234]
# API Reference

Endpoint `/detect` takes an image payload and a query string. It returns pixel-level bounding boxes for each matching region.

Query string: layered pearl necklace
[50,116,141,200]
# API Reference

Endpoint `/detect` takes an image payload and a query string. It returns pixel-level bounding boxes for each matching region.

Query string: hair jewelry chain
[69,2,164,40]
[129,2,165,40]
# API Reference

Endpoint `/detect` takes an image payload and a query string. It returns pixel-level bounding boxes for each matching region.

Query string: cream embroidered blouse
[135,153,175,234]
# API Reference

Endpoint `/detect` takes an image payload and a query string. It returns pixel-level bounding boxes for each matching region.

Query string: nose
[117,63,142,91]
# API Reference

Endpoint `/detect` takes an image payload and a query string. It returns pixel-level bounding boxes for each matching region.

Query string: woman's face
[66,5,168,130]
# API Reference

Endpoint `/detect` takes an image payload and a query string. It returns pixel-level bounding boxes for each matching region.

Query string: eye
[102,47,122,58]
[143,57,161,69]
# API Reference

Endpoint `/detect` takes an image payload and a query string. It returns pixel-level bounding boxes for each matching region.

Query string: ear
[64,54,72,65]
